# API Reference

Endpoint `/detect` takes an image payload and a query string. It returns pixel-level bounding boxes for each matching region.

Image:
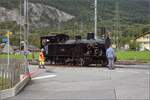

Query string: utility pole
[58,20,61,33]
[115,0,119,50]
[94,0,97,39]
[80,19,83,33]
[24,0,28,53]
[23,0,30,74]
[7,32,10,66]
[20,0,22,47]
[148,0,150,52]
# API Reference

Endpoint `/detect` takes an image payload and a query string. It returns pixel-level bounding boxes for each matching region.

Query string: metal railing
[0,59,29,90]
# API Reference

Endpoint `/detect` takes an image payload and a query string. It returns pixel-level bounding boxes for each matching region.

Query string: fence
[0,59,29,90]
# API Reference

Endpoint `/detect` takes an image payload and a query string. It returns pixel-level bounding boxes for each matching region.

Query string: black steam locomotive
[41,32,111,66]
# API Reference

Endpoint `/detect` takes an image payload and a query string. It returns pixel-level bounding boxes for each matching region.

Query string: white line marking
[32,75,56,80]
[128,71,139,73]
[116,70,124,73]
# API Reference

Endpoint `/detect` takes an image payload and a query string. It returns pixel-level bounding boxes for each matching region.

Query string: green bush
[129,41,140,50]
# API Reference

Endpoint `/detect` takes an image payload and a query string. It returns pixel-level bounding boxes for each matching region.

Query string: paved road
[5,64,150,100]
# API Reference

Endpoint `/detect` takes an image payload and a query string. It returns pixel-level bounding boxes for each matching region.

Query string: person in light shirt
[106,44,115,70]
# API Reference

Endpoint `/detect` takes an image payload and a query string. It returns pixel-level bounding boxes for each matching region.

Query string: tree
[129,40,140,51]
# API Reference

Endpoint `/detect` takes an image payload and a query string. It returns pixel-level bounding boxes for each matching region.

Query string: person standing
[39,49,45,69]
[106,44,115,70]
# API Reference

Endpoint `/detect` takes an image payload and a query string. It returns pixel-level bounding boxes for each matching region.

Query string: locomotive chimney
[87,32,95,40]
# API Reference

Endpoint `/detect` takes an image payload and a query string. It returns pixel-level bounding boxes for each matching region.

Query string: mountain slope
[0,0,149,47]
[0,2,74,28]
[0,0,149,34]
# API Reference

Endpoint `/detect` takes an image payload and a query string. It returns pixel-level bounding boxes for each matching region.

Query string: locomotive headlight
[47,39,50,42]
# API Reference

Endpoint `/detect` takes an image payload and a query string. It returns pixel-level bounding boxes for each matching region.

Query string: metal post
[115,0,119,51]
[80,19,83,33]
[24,0,27,52]
[94,0,97,39]
[7,32,10,66]
[149,0,150,63]
[0,87,1,99]
[23,0,30,75]
[20,0,22,46]
[58,20,61,33]
[27,0,29,48]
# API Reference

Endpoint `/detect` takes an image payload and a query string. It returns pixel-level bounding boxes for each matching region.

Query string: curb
[0,67,44,99]
[115,64,150,69]
[0,76,30,99]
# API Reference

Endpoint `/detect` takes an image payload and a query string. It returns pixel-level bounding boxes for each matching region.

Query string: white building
[136,32,150,51]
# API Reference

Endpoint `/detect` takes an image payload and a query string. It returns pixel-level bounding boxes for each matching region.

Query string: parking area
[5,64,150,100]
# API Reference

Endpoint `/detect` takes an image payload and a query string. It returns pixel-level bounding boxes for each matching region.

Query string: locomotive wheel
[82,61,89,66]
[82,56,91,66]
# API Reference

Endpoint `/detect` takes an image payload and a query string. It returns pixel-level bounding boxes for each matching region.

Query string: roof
[135,32,150,39]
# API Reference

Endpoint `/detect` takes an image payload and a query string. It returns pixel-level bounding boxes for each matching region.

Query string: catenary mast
[94,0,97,39]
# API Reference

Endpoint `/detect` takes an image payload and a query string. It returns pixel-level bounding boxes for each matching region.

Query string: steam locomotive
[40,32,111,66]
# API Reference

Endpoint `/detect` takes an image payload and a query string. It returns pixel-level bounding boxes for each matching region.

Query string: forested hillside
[0,0,149,47]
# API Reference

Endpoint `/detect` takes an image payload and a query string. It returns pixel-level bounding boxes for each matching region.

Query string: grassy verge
[0,52,39,60]
[0,77,10,90]
[116,51,150,62]
[0,51,150,62]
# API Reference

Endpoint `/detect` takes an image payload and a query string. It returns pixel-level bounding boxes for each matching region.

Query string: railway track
[29,60,150,70]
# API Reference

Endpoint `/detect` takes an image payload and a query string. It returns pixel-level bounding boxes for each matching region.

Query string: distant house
[1,44,14,54]
[0,43,6,53]
[135,32,150,51]
[28,45,40,52]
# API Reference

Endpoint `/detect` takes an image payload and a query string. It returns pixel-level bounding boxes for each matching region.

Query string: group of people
[38,44,115,70]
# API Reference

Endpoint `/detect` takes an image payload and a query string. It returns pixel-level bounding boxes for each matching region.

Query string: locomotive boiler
[40,32,111,66]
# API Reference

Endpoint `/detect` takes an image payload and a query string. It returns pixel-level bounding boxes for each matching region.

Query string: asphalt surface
[5,64,150,100]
